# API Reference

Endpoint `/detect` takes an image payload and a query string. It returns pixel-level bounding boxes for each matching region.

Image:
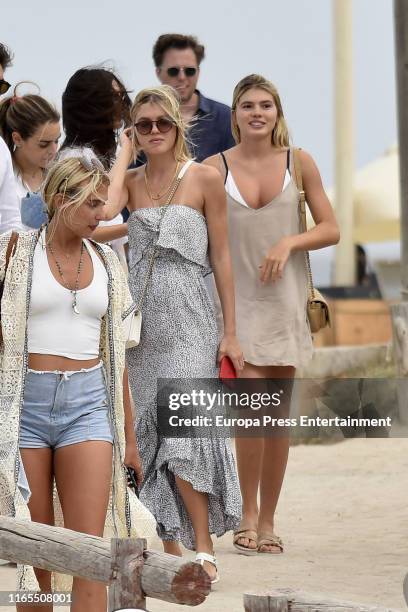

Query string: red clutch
[219,356,237,380]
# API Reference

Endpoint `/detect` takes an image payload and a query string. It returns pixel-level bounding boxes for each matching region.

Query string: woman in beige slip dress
[204,74,339,555]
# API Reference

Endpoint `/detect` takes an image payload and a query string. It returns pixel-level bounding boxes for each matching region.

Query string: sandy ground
[0,438,407,611]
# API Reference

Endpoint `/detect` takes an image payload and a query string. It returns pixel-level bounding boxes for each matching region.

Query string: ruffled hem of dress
[142,456,241,549]
[137,422,241,549]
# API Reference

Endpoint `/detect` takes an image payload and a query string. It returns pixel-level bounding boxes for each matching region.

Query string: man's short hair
[0,43,13,70]
[153,34,205,67]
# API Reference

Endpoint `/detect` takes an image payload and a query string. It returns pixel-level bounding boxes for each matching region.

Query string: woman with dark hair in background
[59,66,131,253]
[0,88,60,229]
[61,67,130,168]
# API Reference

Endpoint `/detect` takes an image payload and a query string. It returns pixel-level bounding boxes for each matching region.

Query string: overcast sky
[1,0,396,188]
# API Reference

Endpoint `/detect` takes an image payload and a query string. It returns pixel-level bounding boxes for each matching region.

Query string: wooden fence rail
[243,589,401,611]
[0,516,210,610]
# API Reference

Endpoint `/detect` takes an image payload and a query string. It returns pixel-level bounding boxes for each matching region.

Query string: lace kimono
[0,229,154,590]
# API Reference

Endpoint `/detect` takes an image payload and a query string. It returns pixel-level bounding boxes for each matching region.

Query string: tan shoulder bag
[292,149,331,333]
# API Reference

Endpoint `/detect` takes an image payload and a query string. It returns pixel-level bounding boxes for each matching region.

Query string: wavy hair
[61,67,131,169]
[130,85,191,163]
[231,74,290,147]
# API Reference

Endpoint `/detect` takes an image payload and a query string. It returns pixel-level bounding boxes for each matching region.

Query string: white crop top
[27,230,109,360]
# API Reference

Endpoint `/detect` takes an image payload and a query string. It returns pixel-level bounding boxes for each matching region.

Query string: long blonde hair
[130,85,191,162]
[42,156,109,241]
[231,74,290,147]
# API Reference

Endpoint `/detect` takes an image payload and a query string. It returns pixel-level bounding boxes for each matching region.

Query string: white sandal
[195,551,219,584]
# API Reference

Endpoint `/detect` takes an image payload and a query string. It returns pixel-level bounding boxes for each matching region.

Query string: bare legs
[174,476,216,580]
[18,449,54,612]
[161,478,216,580]
[235,363,294,553]
[162,541,183,556]
[19,441,112,612]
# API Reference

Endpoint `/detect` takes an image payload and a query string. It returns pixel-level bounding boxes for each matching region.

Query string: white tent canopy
[318,145,400,244]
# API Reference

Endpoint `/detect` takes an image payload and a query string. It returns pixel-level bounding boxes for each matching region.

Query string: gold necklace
[144,162,180,202]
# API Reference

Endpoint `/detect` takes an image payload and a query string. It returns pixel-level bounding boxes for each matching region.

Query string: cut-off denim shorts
[19,362,114,449]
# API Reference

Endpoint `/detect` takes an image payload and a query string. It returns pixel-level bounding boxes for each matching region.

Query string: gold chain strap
[134,171,184,313]
[292,148,315,300]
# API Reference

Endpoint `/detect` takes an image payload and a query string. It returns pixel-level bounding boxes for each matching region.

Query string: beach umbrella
[313,146,400,244]
[351,145,400,243]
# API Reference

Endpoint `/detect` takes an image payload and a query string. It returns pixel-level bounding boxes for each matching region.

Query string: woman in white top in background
[0,88,60,230]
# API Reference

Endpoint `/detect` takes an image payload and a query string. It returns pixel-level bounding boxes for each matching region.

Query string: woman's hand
[124,440,143,487]
[259,236,293,283]
[217,333,244,373]
[119,127,134,161]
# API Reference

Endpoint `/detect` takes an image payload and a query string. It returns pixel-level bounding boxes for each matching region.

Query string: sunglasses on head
[134,117,175,136]
[166,66,197,78]
[0,79,11,95]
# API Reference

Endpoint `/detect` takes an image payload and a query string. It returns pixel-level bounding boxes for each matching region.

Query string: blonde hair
[130,85,191,162]
[231,74,290,147]
[42,157,109,241]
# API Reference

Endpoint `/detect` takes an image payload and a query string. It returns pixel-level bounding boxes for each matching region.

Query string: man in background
[153,33,235,161]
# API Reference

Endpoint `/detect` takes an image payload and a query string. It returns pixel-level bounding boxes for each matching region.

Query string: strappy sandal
[233,528,258,556]
[257,533,284,554]
[195,552,219,585]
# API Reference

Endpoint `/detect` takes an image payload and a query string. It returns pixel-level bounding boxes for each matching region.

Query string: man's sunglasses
[134,118,175,135]
[0,79,11,95]
[166,66,197,78]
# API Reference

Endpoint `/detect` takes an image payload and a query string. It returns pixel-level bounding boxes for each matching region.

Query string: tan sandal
[257,533,284,554]
[233,528,258,556]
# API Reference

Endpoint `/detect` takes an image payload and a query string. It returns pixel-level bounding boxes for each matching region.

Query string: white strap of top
[178,159,194,179]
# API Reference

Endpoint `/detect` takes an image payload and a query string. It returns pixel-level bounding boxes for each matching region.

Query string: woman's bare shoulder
[202,153,222,169]
[125,167,146,205]
[190,160,224,186]
[126,165,144,184]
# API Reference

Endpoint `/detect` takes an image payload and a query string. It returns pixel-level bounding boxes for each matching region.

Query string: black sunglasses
[166,66,197,78]
[134,117,175,135]
[0,79,11,95]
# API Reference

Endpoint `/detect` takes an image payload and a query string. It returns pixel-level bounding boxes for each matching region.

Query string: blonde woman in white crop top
[0,157,149,606]
[205,74,339,556]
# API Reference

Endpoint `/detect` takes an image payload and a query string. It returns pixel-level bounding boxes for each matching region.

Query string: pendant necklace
[144,161,180,202]
[48,239,85,315]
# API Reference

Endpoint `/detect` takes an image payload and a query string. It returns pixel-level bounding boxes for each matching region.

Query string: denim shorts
[19,362,114,449]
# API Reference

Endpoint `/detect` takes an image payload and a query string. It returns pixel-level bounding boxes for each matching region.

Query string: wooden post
[243,591,288,611]
[394,0,408,300]
[0,517,210,606]
[403,572,408,606]
[243,589,399,611]
[391,1,408,424]
[109,539,146,612]
[333,0,355,286]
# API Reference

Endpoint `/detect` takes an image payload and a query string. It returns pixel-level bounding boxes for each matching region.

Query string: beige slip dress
[217,148,313,368]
